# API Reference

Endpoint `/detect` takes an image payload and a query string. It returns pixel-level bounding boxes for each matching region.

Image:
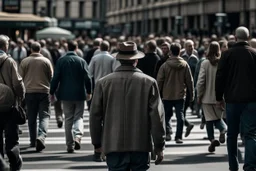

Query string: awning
[0,12,49,28]
[36,27,75,40]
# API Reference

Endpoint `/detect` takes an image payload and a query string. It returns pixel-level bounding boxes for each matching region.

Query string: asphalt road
[13,107,245,171]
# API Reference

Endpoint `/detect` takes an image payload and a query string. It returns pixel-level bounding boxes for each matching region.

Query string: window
[65,1,70,18]
[33,0,38,15]
[125,0,128,7]
[47,0,52,17]
[119,0,122,8]
[92,1,97,18]
[79,1,84,18]
[138,0,141,5]
[53,5,56,17]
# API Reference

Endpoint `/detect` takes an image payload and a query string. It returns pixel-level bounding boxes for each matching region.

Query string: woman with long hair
[196,41,227,153]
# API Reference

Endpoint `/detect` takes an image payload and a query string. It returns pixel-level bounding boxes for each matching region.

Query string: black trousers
[0,111,22,170]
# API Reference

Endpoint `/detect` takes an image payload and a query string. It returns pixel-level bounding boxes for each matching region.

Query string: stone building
[106,0,256,37]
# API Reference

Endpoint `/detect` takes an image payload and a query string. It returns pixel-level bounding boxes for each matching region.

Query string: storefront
[58,19,101,38]
[0,12,49,41]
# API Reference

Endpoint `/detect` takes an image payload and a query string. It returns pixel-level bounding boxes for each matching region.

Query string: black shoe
[175,138,183,144]
[57,120,63,128]
[219,130,227,144]
[67,147,74,153]
[185,124,194,137]
[166,134,172,141]
[36,138,45,152]
[208,140,220,153]
[29,143,36,147]
[10,155,22,171]
[93,152,103,162]
[74,138,81,150]
[18,129,22,135]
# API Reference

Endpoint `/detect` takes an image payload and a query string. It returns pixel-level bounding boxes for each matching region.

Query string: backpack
[0,57,15,112]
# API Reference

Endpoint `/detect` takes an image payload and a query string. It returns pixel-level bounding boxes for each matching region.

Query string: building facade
[0,0,105,38]
[106,0,256,37]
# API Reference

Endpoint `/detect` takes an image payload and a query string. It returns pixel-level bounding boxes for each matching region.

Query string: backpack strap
[0,56,10,84]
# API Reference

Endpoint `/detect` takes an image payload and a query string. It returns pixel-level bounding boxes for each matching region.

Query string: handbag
[0,56,26,125]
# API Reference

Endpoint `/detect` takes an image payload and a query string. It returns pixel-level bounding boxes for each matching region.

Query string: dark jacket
[50,52,92,101]
[215,42,256,103]
[137,52,160,79]
[85,47,98,65]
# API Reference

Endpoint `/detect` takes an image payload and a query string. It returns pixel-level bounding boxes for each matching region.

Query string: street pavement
[14,107,245,171]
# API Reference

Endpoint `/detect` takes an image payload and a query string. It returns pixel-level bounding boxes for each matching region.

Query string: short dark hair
[146,40,157,52]
[100,40,110,51]
[31,42,41,52]
[170,43,181,56]
[67,40,78,51]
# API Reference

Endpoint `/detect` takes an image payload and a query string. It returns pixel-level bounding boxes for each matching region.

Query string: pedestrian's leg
[206,120,220,153]
[226,103,243,171]
[130,152,150,171]
[5,118,22,171]
[0,120,4,157]
[73,101,84,150]
[200,109,206,129]
[54,100,63,128]
[37,93,51,152]
[0,155,9,171]
[214,119,227,144]
[106,152,130,171]
[174,99,185,143]
[62,101,75,152]
[25,93,39,147]
[241,102,256,170]
[163,100,173,141]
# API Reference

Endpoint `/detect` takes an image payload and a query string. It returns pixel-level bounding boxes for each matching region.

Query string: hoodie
[157,57,194,101]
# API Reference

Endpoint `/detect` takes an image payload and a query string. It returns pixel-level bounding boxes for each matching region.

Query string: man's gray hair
[31,42,41,52]
[235,26,250,41]
[0,35,9,49]
[184,39,194,47]
[250,38,256,49]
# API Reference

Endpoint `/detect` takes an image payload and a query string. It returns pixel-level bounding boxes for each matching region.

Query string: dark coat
[50,52,92,101]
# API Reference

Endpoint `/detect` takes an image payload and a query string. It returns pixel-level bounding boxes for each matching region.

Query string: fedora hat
[112,41,144,60]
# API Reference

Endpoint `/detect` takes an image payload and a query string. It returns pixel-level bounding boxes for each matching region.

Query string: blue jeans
[25,93,51,144]
[163,99,185,139]
[106,152,150,171]
[226,103,256,171]
[206,119,227,141]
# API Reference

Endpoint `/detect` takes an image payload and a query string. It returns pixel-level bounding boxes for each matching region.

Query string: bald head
[250,38,256,49]
[0,35,9,52]
[235,26,250,41]
[31,42,41,53]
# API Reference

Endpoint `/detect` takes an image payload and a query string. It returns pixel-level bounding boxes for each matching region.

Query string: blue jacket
[50,52,92,101]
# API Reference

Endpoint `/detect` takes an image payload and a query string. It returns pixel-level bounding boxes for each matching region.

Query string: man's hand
[216,100,225,111]
[50,95,57,104]
[197,98,202,105]
[86,94,92,101]
[155,150,164,165]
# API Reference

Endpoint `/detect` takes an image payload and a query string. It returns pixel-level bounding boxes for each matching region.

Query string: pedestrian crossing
[15,107,243,171]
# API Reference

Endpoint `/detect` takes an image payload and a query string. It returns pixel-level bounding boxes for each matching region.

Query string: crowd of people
[0,26,256,171]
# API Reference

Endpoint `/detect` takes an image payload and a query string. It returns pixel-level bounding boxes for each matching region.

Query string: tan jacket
[19,53,53,94]
[157,57,194,101]
[197,60,218,104]
[0,53,25,99]
[90,65,166,154]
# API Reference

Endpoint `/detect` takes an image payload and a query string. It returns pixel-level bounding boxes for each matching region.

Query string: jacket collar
[66,51,77,56]
[30,53,44,57]
[233,41,249,47]
[115,65,142,73]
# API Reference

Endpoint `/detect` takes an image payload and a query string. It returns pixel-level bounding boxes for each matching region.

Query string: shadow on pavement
[67,165,108,170]
[161,149,244,165]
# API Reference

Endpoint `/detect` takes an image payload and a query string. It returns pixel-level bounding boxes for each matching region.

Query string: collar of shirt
[0,50,6,55]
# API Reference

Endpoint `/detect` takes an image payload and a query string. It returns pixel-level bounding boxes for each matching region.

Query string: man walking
[0,35,25,171]
[216,26,256,171]
[157,43,194,143]
[50,40,92,153]
[90,41,165,170]
[19,42,53,152]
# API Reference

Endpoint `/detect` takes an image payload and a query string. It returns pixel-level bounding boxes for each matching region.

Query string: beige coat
[197,60,223,121]
[0,53,25,99]
[90,65,166,154]
[19,53,53,94]
[157,57,194,101]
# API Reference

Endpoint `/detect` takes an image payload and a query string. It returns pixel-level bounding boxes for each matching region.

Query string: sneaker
[93,152,104,162]
[175,138,183,144]
[29,143,36,148]
[208,140,220,153]
[166,134,172,141]
[185,124,194,137]
[36,138,45,152]
[219,130,227,144]
[74,138,81,150]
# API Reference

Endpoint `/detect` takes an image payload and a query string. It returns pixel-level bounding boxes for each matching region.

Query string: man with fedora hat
[90,41,166,170]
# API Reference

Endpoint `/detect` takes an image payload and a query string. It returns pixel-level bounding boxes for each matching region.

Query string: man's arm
[185,64,195,102]
[83,60,92,95]
[156,64,165,97]
[89,81,103,149]
[50,59,61,95]
[10,59,25,99]
[149,81,166,152]
[215,52,228,102]
[196,61,206,102]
